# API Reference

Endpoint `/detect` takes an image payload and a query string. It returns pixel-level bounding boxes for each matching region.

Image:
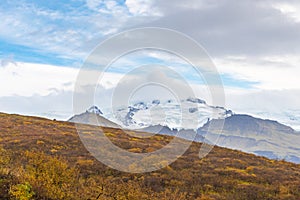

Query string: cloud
[107,64,213,108]
[226,88,300,111]
[1,55,17,67]
[0,61,78,96]
[224,88,300,130]
[0,7,87,61]
[0,91,74,120]
[215,55,300,90]
[0,0,132,63]
[125,0,162,16]
[142,0,300,57]
[0,60,299,130]
[2,0,300,64]
[1,0,300,129]
[0,61,126,119]
[271,0,300,22]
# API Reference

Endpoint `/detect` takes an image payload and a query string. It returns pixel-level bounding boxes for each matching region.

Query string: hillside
[69,104,300,163]
[0,112,300,199]
[200,115,300,163]
[68,105,120,128]
[201,114,295,135]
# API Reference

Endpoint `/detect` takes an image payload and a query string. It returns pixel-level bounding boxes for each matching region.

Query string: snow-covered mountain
[86,105,103,115]
[109,98,233,130]
[68,106,119,128]
[68,99,300,164]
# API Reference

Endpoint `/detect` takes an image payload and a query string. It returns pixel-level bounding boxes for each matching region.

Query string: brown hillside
[0,112,300,200]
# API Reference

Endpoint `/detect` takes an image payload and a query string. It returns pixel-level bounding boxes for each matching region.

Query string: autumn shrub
[1,113,300,199]
[9,182,35,200]
[0,147,11,174]
[17,151,79,199]
[0,147,13,199]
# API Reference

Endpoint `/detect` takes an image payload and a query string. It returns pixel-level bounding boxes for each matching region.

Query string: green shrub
[9,182,35,200]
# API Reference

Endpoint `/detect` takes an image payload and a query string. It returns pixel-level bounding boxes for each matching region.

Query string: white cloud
[224,88,300,130]
[0,61,126,97]
[214,55,300,90]
[0,1,135,61]
[86,0,128,16]
[0,61,129,119]
[272,2,300,22]
[125,0,162,16]
[0,9,89,60]
[2,0,300,63]
[0,61,78,96]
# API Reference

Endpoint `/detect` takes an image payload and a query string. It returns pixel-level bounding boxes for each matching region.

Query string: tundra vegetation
[0,113,299,199]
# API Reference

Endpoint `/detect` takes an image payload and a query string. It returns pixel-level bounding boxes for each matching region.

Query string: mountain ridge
[68,102,300,163]
[68,106,120,128]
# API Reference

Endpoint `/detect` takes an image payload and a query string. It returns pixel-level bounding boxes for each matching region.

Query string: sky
[1,0,300,129]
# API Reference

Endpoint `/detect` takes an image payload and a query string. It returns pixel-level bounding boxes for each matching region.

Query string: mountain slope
[141,124,208,143]
[0,112,300,199]
[70,103,300,163]
[201,114,295,135]
[68,106,120,128]
[200,114,300,163]
[136,113,300,163]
